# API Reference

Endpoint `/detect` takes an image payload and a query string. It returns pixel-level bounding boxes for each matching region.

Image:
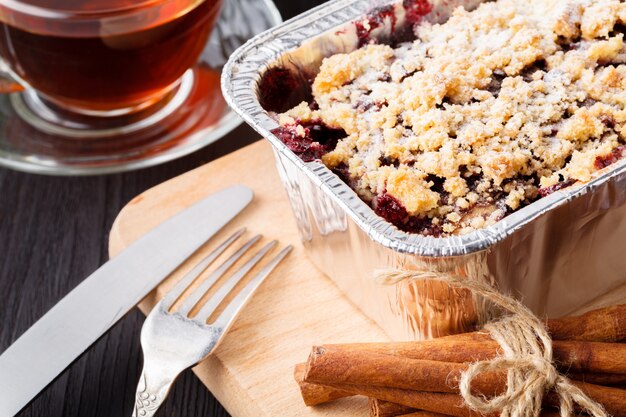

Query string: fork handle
[132,365,177,417]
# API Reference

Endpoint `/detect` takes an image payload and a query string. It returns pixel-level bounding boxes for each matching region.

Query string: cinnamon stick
[544,381,626,416]
[395,411,562,417]
[369,398,419,417]
[292,371,626,407]
[325,384,564,417]
[316,337,626,374]
[330,382,608,417]
[393,413,563,417]
[370,398,461,417]
[547,303,626,342]
[305,349,626,416]
[327,384,488,417]
[566,372,626,386]
[305,349,504,396]
[294,363,352,406]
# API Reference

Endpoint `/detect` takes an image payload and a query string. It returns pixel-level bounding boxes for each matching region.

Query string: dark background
[0,0,322,415]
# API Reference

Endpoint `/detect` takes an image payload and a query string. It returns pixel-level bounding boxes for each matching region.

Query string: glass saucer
[0,0,282,175]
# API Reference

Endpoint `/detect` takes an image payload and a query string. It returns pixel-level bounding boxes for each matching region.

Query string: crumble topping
[275,0,626,236]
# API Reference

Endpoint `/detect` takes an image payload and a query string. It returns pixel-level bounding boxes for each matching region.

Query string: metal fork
[132,228,292,417]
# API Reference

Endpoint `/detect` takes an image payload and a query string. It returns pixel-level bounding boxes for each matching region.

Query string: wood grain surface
[109,140,390,417]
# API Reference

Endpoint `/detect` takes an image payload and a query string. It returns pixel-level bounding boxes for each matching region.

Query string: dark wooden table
[0,1,321,415]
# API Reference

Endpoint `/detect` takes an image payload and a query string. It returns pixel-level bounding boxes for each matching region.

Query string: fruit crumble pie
[272,0,626,236]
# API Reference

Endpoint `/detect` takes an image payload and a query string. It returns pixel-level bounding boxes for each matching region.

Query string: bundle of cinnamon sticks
[294,303,626,417]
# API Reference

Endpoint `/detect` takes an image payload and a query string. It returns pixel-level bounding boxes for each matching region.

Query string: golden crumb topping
[278,0,626,236]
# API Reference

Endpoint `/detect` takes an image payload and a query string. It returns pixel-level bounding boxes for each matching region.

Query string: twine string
[374,269,609,417]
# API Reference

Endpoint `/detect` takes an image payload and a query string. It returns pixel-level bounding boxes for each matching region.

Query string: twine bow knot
[375,269,610,417]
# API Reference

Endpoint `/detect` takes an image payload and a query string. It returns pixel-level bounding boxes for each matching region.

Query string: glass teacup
[0,0,223,115]
[0,0,234,174]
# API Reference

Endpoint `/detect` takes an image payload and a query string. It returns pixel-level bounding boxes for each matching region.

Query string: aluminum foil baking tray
[222,0,626,340]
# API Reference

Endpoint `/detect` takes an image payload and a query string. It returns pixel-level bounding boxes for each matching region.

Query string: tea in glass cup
[0,0,281,175]
[0,0,223,115]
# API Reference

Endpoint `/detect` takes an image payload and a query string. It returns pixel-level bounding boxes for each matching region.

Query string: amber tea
[0,0,223,112]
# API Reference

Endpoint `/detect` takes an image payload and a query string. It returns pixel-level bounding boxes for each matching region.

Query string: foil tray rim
[221,0,626,257]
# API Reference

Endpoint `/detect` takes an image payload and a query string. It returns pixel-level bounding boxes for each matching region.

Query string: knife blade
[0,184,253,417]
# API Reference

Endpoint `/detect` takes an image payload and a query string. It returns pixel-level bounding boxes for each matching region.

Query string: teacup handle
[0,58,24,94]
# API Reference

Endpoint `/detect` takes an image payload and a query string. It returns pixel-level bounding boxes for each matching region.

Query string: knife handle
[131,363,179,417]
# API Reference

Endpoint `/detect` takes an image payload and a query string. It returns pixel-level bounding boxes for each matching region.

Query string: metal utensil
[132,229,292,417]
[0,185,253,417]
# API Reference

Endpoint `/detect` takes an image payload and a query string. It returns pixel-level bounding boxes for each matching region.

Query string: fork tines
[163,228,292,324]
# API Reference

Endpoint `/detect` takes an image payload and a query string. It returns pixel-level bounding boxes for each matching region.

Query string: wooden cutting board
[109,139,390,417]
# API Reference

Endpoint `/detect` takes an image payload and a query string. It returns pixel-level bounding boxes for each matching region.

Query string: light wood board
[109,140,390,417]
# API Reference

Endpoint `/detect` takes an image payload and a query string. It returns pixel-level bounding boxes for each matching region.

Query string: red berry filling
[271,120,346,162]
[258,66,313,113]
[374,192,408,224]
[353,1,432,47]
[374,192,442,236]
[403,0,433,25]
[538,178,576,197]
[355,5,397,47]
[594,145,626,170]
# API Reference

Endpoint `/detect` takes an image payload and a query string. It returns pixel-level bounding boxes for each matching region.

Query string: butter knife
[0,185,253,417]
